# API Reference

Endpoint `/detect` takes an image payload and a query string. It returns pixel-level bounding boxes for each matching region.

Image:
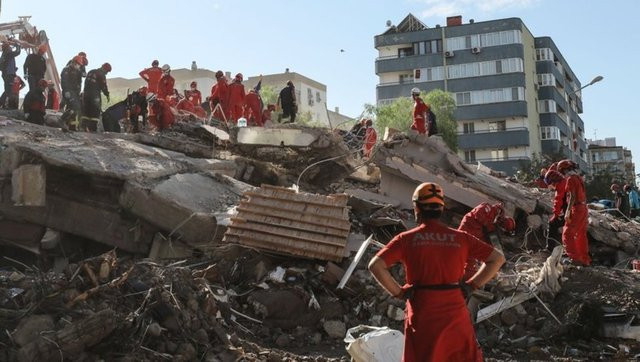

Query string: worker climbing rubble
[368,182,505,362]
[81,62,112,132]
[363,119,377,158]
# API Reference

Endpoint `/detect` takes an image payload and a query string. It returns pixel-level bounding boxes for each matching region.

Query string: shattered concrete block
[386,304,405,321]
[323,320,346,339]
[148,233,193,260]
[40,229,61,250]
[11,164,46,206]
[237,127,317,147]
[0,146,20,176]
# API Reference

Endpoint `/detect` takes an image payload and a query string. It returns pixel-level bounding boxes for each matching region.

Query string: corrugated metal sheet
[223,185,350,261]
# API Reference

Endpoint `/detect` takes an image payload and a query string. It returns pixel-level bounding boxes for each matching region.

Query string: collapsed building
[0,113,639,361]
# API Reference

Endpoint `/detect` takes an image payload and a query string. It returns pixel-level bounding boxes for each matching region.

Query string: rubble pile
[1,115,640,360]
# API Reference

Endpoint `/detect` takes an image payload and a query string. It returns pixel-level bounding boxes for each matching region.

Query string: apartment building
[374,14,589,174]
[588,138,636,184]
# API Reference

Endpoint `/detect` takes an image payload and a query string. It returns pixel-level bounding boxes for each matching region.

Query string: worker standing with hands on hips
[368,182,505,362]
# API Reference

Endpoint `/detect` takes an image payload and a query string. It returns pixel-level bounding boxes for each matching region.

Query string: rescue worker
[0,40,21,108]
[627,185,640,218]
[81,63,111,132]
[562,166,591,265]
[8,73,25,109]
[126,86,148,132]
[65,52,88,76]
[534,168,548,189]
[156,64,175,101]
[22,79,48,125]
[410,87,429,134]
[210,70,229,122]
[45,81,60,111]
[458,202,515,280]
[24,44,48,90]
[546,162,567,243]
[345,119,367,150]
[227,73,245,123]
[139,60,163,94]
[262,104,276,125]
[185,81,202,107]
[148,94,175,131]
[60,56,84,130]
[368,182,505,362]
[277,80,297,123]
[363,119,377,158]
[243,88,262,126]
[611,183,630,218]
[176,94,196,114]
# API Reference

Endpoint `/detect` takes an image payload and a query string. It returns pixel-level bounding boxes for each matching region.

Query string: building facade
[588,138,636,184]
[374,14,589,175]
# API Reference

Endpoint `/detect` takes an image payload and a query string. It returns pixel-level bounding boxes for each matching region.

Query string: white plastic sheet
[344,325,403,362]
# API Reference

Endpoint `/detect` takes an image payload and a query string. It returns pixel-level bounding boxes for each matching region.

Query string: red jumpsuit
[552,177,567,218]
[227,81,245,123]
[186,89,202,107]
[157,74,175,100]
[139,67,163,94]
[149,99,175,130]
[243,91,262,126]
[411,98,428,134]
[458,202,502,280]
[210,78,229,121]
[377,220,494,362]
[363,127,377,158]
[176,98,195,114]
[46,87,60,111]
[562,175,591,265]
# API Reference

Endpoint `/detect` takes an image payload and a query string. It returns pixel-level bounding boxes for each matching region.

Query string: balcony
[375,54,442,74]
[458,127,529,150]
[455,101,528,120]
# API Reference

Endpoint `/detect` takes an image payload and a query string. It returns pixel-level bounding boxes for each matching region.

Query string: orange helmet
[413,182,445,206]
[544,170,564,185]
[499,217,516,233]
[73,55,84,65]
[557,159,577,174]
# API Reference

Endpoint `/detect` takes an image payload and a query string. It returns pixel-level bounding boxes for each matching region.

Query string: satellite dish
[386,20,392,27]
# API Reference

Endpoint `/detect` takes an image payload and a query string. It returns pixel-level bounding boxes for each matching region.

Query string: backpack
[427,109,438,136]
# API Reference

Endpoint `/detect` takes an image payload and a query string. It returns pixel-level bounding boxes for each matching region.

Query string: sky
[3,0,640,168]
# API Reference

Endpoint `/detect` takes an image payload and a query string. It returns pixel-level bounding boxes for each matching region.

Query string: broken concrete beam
[236,127,319,147]
[11,164,46,206]
[120,173,244,246]
[476,291,535,323]
[223,185,351,262]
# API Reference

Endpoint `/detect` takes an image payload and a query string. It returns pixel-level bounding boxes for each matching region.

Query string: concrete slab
[12,165,46,206]
[237,127,317,147]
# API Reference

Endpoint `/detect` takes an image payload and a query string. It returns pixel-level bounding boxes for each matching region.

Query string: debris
[323,320,347,339]
[338,235,374,289]
[224,185,351,261]
[12,314,55,347]
[603,315,640,341]
[11,164,46,206]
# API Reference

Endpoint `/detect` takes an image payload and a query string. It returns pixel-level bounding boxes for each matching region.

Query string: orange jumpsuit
[227,81,245,123]
[363,127,377,158]
[157,74,175,100]
[139,67,163,94]
[458,202,503,280]
[243,91,262,126]
[186,89,202,107]
[411,97,428,134]
[377,220,494,362]
[149,99,175,130]
[210,78,229,121]
[562,175,591,265]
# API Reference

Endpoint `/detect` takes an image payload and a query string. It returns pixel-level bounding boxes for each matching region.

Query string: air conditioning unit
[445,51,454,58]
[471,47,481,54]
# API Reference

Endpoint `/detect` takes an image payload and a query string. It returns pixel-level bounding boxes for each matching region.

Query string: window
[603,151,620,161]
[307,88,314,106]
[536,48,554,61]
[399,74,414,84]
[455,87,524,106]
[495,60,502,74]
[415,66,444,82]
[463,122,475,134]
[464,150,476,162]
[538,100,557,113]
[541,126,560,140]
[456,92,471,105]
[316,91,321,102]
[424,41,432,54]
[398,47,414,58]
[537,73,555,86]
[491,148,509,161]
[446,58,523,79]
[488,120,506,132]
[445,30,521,51]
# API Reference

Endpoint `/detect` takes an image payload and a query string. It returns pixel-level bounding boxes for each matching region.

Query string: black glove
[396,284,414,300]
[461,281,477,300]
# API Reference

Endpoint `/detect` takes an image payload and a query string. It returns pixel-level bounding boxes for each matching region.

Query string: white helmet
[146,93,157,102]
[162,64,171,72]
[411,87,421,95]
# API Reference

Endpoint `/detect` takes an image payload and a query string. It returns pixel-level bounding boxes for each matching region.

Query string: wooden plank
[235,205,351,231]
[239,197,348,219]
[228,218,347,247]
[234,210,350,237]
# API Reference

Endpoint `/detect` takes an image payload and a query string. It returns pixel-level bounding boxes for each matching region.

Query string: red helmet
[544,170,564,185]
[557,159,577,174]
[102,62,112,72]
[499,217,516,233]
[190,81,197,88]
[152,60,159,67]
[73,55,84,65]
[235,73,243,81]
[215,70,224,79]
[548,162,558,172]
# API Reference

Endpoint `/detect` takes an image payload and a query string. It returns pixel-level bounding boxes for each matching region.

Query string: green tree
[516,151,565,182]
[362,89,458,151]
[260,85,278,107]
[586,170,616,200]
